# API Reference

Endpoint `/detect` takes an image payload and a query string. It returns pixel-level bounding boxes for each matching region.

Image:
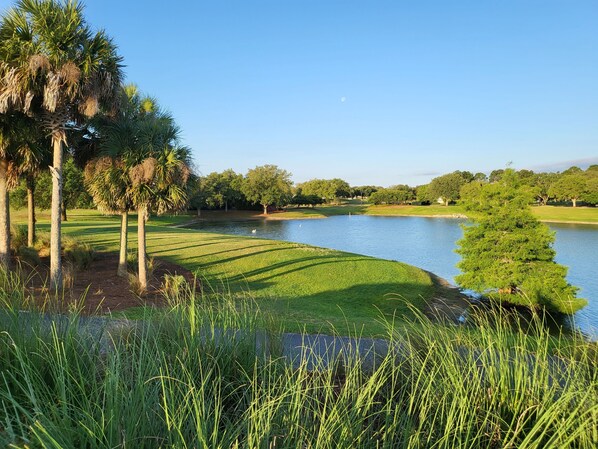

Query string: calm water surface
[190,216,598,337]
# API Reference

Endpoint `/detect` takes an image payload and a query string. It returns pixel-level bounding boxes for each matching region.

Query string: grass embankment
[11,209,439,336]
[0,276,596,448]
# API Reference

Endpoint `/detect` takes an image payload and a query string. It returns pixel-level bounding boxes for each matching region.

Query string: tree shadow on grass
[223,254,373,284]
[252,281,449,337]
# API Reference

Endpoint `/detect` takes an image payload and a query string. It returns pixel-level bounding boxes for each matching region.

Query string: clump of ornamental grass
[0,276,596,448]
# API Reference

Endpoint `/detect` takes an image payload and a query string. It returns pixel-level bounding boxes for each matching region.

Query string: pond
[188,215,598,337]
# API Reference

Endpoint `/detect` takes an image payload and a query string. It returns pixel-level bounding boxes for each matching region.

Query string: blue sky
[2,0,597,186]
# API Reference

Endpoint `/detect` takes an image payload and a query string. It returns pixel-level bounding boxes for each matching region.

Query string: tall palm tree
[0,0,122,288]
[128,144,191,292]
[84,85,148,277]
[118,102,191,293]
[87,86,191,287]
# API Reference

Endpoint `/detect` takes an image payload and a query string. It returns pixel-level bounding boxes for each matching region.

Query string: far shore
[187,204,598,226]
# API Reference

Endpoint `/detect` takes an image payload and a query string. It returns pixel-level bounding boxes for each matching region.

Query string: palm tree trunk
[0,159,11,269]
[118,211,128,277]
[50,135,63,289]
[137,206,147,292]
[27,175,36,247]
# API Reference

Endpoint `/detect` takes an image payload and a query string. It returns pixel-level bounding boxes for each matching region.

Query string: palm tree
[0,112,25,267]
[128,144,191,292]
[0,0,122,288]
[85,156,131,276]
[120,104,191,293]
[17,126,50,247]
[84,85,149,277]
[87,86,191,287]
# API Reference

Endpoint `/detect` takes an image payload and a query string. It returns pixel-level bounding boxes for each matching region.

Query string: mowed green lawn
[530,205,598,223]
[12,209,438,335]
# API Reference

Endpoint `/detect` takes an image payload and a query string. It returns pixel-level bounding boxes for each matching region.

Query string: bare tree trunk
[118,211,128,277]
[0,159,11,269]
[572,198,577,207]
[27,175,36,247]
[137,206,147,293]
[263,204,268,215]
[50,135,63,289]
[61,201,67,221]
[197,207,201,217]
[225,200,228,212]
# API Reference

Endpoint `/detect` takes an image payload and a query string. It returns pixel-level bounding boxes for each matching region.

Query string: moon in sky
[340,96,346,102]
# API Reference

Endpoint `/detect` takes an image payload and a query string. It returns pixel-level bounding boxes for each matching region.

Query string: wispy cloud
[411,171,442,177]
[525,157,598,173]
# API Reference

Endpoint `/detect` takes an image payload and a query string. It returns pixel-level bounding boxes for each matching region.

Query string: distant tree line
[187,164,598,215]
[414,166,598,208]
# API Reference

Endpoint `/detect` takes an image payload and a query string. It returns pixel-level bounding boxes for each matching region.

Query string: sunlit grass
[531,205,598,224]
[11,210,438,336]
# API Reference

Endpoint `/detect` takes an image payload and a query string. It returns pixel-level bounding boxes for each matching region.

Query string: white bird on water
[251,229,257,234]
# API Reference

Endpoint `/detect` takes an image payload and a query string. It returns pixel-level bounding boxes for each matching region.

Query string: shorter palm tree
[85,156,131,276]
[128,145,191,292]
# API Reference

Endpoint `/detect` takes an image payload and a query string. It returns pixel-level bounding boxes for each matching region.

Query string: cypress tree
[456,169,586,314]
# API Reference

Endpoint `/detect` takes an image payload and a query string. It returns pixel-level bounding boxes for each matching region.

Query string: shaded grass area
[0,275,596,448]
[12,210,439,336]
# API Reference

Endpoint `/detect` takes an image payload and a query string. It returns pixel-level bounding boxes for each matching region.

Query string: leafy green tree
[0,0,123,287]
[327,178,351,201]
[533,172,559,206]
[290,194,323,207]
[200,169,244,211]
[516,169,536,186]
[428,172,468,206]
[456,169,585,314]
[297,178,351,203]
[352,185,379,198]
[562,166,582,175]
[62,158,93,216]
[187,174,206,216]
[415,184,430,204]
[369,185,415,205]
[242,165,292,214]
[583,167,598,205]
[30,158,91,213]
[489,169,505,183]
[549,174,587,207]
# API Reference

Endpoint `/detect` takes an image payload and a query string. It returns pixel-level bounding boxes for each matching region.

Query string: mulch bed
[20,253,196,315]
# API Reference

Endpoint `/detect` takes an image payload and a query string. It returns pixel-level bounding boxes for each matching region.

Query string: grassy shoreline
[191,204,598,225]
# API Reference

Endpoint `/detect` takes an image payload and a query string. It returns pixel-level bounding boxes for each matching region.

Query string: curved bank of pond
[186,215,598,338]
